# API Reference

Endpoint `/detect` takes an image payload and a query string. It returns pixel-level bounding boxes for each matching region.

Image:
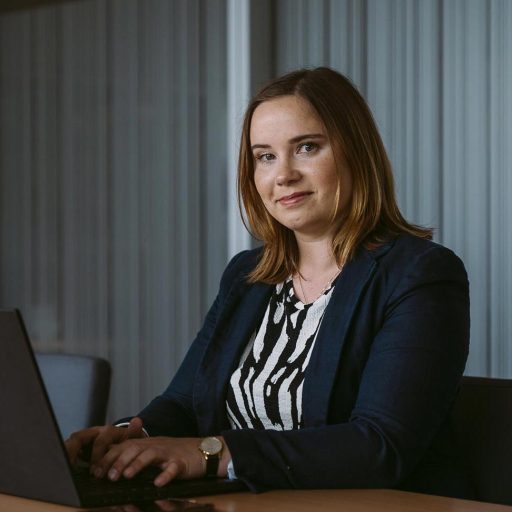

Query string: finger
[90,426,127,467]
[122,446,165,479]
[126,416,144,438]
[154,499,178,511]
[119,504,141,512]
[64,428,100,465]
[90,418,144,470]
[154,461,181,487]
[96,442,143,480]
[104,441,163,481]
[64,437,81,466]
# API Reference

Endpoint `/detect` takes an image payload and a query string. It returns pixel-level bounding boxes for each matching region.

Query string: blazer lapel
[302,249,378,427]
[194,278,272,435]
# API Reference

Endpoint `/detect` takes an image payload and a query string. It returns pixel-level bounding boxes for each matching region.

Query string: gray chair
[451,376,512,505]
[35,352,111,439]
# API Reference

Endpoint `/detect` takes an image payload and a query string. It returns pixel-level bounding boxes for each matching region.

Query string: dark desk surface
[1,489,512,512]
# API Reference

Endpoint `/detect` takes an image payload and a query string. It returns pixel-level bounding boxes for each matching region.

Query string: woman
[66,67,471,497]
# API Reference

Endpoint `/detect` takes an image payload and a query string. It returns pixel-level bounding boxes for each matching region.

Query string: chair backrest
[451,376,512,505]
[35,353,111,439]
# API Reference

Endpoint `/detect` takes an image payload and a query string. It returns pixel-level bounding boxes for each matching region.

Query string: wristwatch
[198,436,223,478]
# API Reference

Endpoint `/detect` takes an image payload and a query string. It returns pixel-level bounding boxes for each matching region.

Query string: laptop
[0,309,246,508]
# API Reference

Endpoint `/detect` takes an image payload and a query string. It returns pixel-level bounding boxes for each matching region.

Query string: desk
[1,489,512,512]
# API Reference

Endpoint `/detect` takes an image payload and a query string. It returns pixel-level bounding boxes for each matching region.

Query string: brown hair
[238,67,432,284]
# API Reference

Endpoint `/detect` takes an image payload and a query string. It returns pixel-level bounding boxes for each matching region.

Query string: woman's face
[250,95,352,241]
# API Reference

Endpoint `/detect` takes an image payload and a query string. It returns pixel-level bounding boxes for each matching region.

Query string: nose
[275,158,301,186]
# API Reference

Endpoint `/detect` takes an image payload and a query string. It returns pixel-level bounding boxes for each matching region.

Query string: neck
[293,234,341,304]
[295,234,338,277]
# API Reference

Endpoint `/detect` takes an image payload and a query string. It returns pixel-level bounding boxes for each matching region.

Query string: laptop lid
[0,309,82,506]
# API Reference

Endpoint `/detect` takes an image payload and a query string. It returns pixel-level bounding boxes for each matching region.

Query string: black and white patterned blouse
[226,277,336,431]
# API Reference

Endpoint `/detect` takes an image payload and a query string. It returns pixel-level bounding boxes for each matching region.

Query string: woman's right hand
[65,416,146,472]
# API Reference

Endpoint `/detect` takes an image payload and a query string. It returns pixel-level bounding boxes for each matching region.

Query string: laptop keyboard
[73,466,167,505]
[72,466,246,507]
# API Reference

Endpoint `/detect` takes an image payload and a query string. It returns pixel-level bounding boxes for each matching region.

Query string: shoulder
[218,247,263,291]
[389,235,465,274]
[371,234,469,298]
[373,234,466,274]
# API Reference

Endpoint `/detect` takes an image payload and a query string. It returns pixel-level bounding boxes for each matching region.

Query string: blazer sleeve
[222,246,470,491]
[135,250,250,436]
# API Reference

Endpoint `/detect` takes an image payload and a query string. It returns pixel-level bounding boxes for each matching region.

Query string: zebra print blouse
[226,276,336,431]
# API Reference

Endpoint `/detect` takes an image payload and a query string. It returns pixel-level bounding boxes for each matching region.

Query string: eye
[297,142,318,154]
[255,152,276,163]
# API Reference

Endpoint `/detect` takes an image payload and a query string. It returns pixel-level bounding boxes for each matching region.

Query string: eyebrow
[251,133,326,151]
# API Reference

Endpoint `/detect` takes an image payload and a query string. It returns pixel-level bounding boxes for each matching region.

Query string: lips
[278,192,312,205]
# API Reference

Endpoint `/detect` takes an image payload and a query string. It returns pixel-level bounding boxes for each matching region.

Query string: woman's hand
[92,436,230,487]
[65,416,146,468]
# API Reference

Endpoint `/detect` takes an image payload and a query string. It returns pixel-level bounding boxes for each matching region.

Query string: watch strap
[204,452,220,478]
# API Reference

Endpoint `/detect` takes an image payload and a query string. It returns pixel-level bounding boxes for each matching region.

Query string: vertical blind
[0,0,227,420]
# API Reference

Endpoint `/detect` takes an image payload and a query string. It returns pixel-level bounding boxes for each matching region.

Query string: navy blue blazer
[138,234,471,496]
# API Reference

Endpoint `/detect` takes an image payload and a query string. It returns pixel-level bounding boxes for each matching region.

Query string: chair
[451,376,512,505]
[35,352,111,439]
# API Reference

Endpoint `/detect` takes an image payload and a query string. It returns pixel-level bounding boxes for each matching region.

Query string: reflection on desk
[1,489,512,512]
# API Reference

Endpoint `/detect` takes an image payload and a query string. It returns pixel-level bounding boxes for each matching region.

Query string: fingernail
[108,468,119,481]
[154,476,164,487]
[124,467,134,478]
[94,467,103,478]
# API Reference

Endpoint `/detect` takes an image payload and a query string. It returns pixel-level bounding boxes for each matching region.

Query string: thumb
[126,416,145,438]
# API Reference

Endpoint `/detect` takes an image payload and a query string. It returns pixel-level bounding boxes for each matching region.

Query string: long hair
[238,67,432,284]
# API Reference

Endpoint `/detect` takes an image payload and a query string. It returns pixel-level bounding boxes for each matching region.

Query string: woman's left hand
[90,436,228,486]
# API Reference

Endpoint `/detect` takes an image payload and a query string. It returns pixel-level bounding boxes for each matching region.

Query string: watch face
[200,436,222,455]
